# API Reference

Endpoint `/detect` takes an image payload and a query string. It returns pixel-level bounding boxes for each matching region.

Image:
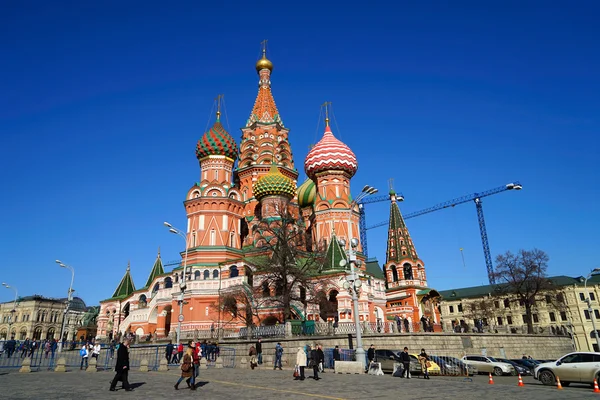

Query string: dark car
[435,355,476,376]
[511,358,539,372]
[496,358,532,375]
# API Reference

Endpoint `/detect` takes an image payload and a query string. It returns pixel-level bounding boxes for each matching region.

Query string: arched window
[139,294,147,308]
[229,265,239,278]
[174,273,179,283]
[164,277,173,289]
[213,269,219,279]
[262,282,270,297]
[152,283,159,296]
[194,271,201,280]
[33,326,43,340]
[123,303,130,318]
[403,263,413,280]
[203,270,210,280]
[391,265,399,282]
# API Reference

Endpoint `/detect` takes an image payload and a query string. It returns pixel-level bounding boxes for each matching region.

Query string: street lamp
[163,221,190,345]
[2,283,18,335]
[339,185,378,367]
[584,268,600,351]
[55,260,75,352]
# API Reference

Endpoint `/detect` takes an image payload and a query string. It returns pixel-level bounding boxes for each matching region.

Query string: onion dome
[297,178,316,208]
[196,112,239,161]
[253,163,296,200]
[256,48,273,73]
[304,123,358,180]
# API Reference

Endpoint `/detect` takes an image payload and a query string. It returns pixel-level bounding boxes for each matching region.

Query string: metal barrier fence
[0,341,235,371]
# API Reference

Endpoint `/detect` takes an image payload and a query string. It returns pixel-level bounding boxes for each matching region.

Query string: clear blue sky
[1,1,598,305]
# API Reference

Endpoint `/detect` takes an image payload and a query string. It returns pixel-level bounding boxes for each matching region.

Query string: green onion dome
[253,163,296,200]
[196,112,239,161]
[297,178,316,208]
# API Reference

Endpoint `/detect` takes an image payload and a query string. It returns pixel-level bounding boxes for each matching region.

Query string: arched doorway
[122,302,130,319]
[46,327,55,340]
[163,305,172,336]
[33,326,42,340]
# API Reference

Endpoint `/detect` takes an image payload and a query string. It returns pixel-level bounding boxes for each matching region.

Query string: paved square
[1,367,599,399]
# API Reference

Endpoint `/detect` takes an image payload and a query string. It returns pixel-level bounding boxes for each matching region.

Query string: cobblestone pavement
[1,368,599,400]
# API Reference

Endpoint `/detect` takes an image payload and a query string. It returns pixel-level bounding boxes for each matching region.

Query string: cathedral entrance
[163,305,172,336]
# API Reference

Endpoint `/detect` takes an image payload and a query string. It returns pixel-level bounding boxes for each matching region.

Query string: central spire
[247,40,283,127]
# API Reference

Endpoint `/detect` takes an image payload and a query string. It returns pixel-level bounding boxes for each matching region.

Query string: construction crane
[366,182,522,284]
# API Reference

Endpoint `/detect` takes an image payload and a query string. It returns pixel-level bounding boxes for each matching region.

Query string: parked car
[435,356,477,376]
[429,355,462,375]
[510,358,540,371]
[495,358,532,376]
[374,349,421,375]
[462,355,516,376]
[534,352,600,387]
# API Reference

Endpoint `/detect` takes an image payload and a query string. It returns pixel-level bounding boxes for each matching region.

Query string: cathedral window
[192,232,196,247]
[229,232,235,247]
[203,270,210,280]
[391,266,398,282]
[229,266,239,278]
[210,229,216,246]
[194,271,201,280]
[164,277,173,289]
[213,269,219,279]
[335,186,339,197]
[215,170,219,181]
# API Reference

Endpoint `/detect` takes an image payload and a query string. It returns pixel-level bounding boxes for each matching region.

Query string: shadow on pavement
[130,382,146,389]
[194,381,210,388]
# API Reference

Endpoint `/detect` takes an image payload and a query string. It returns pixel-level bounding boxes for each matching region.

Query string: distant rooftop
[0,295,87,311]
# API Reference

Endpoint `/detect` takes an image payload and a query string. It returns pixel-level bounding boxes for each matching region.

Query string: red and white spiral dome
[304,125,358,180]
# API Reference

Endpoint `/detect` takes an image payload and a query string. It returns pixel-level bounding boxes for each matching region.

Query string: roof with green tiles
[438,274,600,300]
[196,113,239,161]
[144,250,164,288]
[111,263,136,299]
[365,258,385,279]
[252,162,296,200]
[322,234,348,271]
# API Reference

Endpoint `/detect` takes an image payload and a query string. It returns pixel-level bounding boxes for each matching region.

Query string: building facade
[0,295,87,341]
[438,274,600,352]
[97,48,438,340]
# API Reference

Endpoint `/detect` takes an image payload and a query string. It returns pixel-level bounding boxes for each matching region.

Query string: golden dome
[256,51,273,73]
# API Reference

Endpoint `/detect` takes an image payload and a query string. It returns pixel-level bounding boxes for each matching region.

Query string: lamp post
[584,268,600,351]
[164,221,190,346]
[2,283,18,336]
[55,260,75,352]
[339,185,378,367]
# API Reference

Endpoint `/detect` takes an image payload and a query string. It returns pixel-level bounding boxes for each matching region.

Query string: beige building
[0,295,88,341]
[439,274,600,352]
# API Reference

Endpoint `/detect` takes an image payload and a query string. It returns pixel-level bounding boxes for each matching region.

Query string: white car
[534,352,600,387]
[461,355,516,376]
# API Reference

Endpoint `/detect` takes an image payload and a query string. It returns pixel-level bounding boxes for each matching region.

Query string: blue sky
[1,2,598,305]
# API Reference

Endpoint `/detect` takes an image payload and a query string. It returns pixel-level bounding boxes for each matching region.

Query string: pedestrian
[418,348,430,379]
[192,343,200,380]
[316,345,325,373]
[274,342,283,370]
[295,347,306,380]
[6,337,16,358]
[44,341,51,358]
[109,339,133,392]
[80,343,89,370]
[109,339,116,359]
[256,338,263,365]
[165,341,174,364]
[92,342,101,359]
[404,318,410,333]
[175,342,184,364]
[333,345,340,368]
[50,339,57,358]
[249,345,257,369]
[174,347,196,390]
[400,347,411,378]
[309,345,320,380]
[367,344,375,366]
[395,315,402,332]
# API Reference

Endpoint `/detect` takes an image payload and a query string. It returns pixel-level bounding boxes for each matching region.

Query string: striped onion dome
[297,179,316,208]
[196,113,239,161]
[253,163,296,200]
[304,124,358,180]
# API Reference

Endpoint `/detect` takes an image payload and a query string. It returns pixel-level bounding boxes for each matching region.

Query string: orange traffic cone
[593,378,600,393]
[518,374,524,387]
[556,376,563,390]
[488,373,494,385]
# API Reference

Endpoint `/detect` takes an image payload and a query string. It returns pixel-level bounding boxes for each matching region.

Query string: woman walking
[174,347,196,390]
[295,347,306,380]
[418,348,430,379]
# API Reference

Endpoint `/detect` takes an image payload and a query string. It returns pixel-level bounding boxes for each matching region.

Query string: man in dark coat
[333,345,340,368]
[400,347,411,379]
[255,338,262,365]
[165,341,174,364]
[367,344,375,364]
[109,339,132,392]
[310,346,320,380]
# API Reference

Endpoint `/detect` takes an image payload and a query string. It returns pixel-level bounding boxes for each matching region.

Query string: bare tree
[492,248,554,334]
[246,200,326,322]
[463,297,497,331]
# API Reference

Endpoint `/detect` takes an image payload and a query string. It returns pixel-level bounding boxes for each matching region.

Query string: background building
[439,274,600,351]
[0,295,88,341]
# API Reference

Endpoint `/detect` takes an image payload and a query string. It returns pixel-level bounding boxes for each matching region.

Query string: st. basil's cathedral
[97,48,441,340]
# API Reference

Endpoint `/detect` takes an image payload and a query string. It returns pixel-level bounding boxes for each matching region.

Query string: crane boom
[365,182,522,284]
